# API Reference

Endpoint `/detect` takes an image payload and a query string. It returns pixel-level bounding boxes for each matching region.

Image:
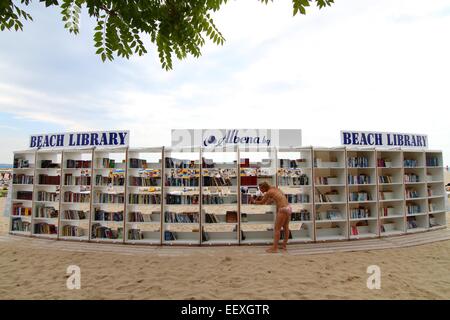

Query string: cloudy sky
[0,0,449,164]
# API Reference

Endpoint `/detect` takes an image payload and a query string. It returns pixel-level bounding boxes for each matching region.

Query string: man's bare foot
[266,247,278,253]
[281,246,288,252]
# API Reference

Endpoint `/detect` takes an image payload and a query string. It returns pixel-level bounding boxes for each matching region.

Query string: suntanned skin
[251,185,291,253]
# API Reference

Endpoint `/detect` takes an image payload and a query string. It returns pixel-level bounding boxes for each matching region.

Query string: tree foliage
[0,0,334,70]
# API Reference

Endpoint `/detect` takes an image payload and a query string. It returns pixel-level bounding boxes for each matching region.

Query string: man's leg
[267,211,285,253]
[282,214,291,251]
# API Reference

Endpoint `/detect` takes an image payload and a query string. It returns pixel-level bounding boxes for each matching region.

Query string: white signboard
[341,130,428,149]
[171,129,302,149]
[29,130,130,150]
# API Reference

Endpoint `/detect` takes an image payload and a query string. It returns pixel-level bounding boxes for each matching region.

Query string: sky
[0,0,449,164]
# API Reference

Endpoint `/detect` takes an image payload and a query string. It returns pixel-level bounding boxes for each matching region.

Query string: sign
[341,130,428,149]
[29,130,130,150]
[171,129,302,149]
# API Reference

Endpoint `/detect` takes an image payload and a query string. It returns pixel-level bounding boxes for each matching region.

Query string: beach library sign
[341,131,428,149]
[29,130,130,150]
[171,129,302,149]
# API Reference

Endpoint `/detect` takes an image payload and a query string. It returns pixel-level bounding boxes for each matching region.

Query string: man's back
[266,187,289,209]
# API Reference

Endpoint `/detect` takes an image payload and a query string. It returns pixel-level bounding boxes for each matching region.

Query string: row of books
[64,191,90,203]
[16,191,33,200]
[316,210,342,220]
[165,177,200,187]
[97,158,118,169]
[129,176,160,187]
[291,209,311,221]
[404,174,420,183]
[202,194,238,205]
[347,157,369,168]
[12,204,32,216]
[94,209,124,221]
[129,193,161,205]
[349,191,371,202]
[278,173,309,186]
[37,191,59,202]
[405,189,419,199]
[407,217,418,229]
[350,207,370,219]
[380,207,396,216]
[166,194,200,205]
[95,174,125,186]
[348,174,370,185]
[11,218,31,232]
[40,160,60,169]
[38,174,60,185]
[279,159,307,169]
[350,223,369,236]
[204,213,221,223]
[203,176,234,187]
[128,211,158,222]
[379,175,393,184]
[35,206,59,218]
[316,190,340,203]
[14,158,30,169]
[65,174,91,186]
[94,192,125,204]
[165,212,199,223]
[406,204,421,214]
[426,157,439,167]
[34,222,57,234]
[66,159,92,169]
[62,225,85,237]
[165,158,198,169]
[377,158,392,168]
[91,224,123,239]
[286,194,310,204]
[13,174,33,185]
[315,176,340,185]
[404,159,418,168]
[62,210,88,220]
[129,158,148,169]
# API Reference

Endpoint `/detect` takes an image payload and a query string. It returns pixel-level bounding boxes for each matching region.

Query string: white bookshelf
[32,150,62,239]
[10,147,447,245]
[125,148,163,244]
[59,149,93,241]
[90,148,127,243]
[346,148,379,239]
[403,150,429,233]
[277,147,314,243]
[314,147,348,241]
[10,151,35,235]
[162,147,201,245]
[377,149,406,236]
[239,147,277,244]
[201,147,239,245]
[425,150,447,230]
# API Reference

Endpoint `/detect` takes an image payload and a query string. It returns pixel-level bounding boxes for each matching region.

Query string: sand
[0,197,449,300]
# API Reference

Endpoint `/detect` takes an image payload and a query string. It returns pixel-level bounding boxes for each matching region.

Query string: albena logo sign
[203,130,271,147]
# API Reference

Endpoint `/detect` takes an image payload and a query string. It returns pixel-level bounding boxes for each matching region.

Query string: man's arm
[252,191,272,205]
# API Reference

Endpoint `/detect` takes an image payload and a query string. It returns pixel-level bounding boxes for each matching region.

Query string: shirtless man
[250,182,292,253]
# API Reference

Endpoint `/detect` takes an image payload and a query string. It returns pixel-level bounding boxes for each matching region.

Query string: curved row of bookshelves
[10,146,447,246]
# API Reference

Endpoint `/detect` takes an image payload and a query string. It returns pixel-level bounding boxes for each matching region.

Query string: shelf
[60,219,89,222]
[406,213,427,217]
[10,215,32,219]
[380,230,404,236]
[33,217,58,220]
[316,235,347,241]
[315,219,347,223]
[380,215,404,219]
[349,233,378,239]
[406,227,428,233]
[349,217,378,221]
[59,236,89,241]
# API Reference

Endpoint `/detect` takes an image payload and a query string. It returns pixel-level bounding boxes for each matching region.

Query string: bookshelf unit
[33,150,62,239]
[377,149,406,236]
[10,146,447,247]
[90,148,127,243]
[346,148,378,239]
[403,150,428,233]
[277,147,314,243]
[125,148,163,245]
[10,150,36,236]
[425,150,447,230]
[201,147,239,245]
[239,147,277,245]
[163,147,201,245]
[313,148,348,241]
[59,149,93,241]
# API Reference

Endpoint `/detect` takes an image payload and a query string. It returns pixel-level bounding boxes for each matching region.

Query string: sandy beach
[0,197,449,300]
